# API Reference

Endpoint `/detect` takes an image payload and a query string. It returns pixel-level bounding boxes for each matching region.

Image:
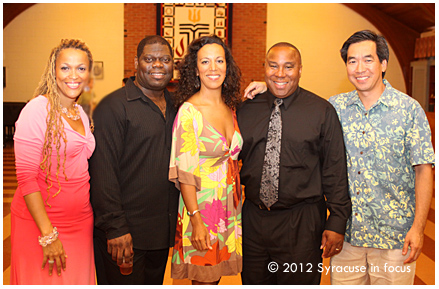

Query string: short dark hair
[137,35,173,58]
[340,30,389,78]
[267,42,302,64]
[174,35,242,109]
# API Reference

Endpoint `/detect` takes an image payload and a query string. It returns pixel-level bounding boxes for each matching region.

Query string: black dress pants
[241,198,326,285]
[93,228,169,285]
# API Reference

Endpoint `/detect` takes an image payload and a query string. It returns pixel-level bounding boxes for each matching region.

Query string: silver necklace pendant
[60,103,81,121]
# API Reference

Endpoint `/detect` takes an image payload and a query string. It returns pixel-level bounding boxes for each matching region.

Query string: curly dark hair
[173,35,242,109]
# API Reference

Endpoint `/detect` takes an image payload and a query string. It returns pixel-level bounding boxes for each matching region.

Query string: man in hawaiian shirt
[328,30,434,285]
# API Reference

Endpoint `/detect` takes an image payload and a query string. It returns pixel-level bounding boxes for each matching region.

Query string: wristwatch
[187,209,200,216]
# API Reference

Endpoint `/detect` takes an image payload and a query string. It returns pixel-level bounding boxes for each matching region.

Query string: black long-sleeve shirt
[89,78,179,250]
[237,87,351,234]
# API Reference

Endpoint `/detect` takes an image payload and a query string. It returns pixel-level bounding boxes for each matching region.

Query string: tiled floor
[3,118,436,285]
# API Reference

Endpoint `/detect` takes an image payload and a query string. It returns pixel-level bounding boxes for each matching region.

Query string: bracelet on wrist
[38,227,59,247]
[187,209,200,217]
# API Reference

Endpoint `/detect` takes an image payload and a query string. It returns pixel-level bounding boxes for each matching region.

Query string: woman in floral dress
[169,35,243,285]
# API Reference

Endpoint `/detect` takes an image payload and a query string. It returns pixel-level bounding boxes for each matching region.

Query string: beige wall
[3,3,124,103]
[4,3,407,104]
[267,3,406,99]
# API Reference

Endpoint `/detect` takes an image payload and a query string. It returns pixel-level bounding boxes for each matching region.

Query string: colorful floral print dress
[169,102,243,282]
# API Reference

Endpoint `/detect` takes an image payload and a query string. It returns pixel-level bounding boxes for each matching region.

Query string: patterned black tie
[260,98,283,209]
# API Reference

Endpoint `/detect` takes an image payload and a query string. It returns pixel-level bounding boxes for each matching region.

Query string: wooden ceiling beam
[418,3,435,24]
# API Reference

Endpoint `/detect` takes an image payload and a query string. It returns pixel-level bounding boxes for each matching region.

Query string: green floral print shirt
[329,80,434,249]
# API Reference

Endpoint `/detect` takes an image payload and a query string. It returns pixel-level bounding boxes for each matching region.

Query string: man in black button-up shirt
[89,36,179,284]
[237,42,351,285]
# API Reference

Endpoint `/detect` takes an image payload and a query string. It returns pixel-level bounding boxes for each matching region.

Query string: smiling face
[346,40,387,97]
[265,46,302,98]
[135,43,173,92]
[196,43,227,91]
[55,48,90,102]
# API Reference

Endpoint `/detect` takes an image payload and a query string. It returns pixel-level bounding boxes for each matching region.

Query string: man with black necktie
[237,42,351,285]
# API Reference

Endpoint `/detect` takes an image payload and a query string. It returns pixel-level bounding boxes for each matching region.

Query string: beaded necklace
[60,102,81,121]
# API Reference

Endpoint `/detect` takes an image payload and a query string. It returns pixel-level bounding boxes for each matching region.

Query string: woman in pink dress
[10,39,96,284]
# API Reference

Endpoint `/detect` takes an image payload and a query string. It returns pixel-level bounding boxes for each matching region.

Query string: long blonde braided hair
[33,39,93,206]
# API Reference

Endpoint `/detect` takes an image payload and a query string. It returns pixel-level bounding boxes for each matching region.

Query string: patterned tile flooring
[3,139,435,285]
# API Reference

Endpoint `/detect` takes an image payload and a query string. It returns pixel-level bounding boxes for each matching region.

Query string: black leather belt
[255,196,324,211]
